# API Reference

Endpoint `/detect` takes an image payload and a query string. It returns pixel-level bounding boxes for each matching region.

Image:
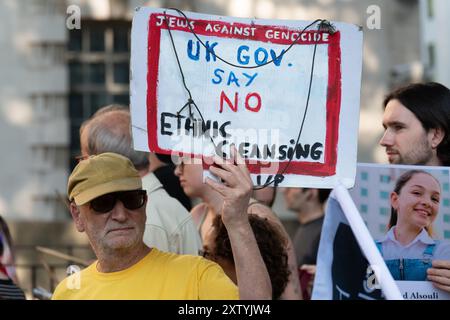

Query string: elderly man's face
[73,192,147,254]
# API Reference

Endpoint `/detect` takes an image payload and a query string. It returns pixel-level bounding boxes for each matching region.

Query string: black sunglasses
[90,190,147,214]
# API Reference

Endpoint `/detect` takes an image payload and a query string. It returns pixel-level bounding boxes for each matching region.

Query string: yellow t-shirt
[52,248,238,300]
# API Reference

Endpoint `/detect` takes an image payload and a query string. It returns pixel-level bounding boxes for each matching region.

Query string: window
[88,63,105,84]
[28,42,66,68]
[69,62,83,84]
[69,93,83,118]
[379,207,389,216]
[113,25,130,52]
[361,172,368,181]
[113,62,129,84]
[379,191,389,200]
[113,94,129,105]
[68,29,82,52]
[33,146,69,170]
[444,230,450,240]
[67,21,131,170]
[444,214,450,223]
[361,188,368,197]
[89,27,105,52]
[90,93,108,112]
[379,175,390,183]
[360,204,368,214]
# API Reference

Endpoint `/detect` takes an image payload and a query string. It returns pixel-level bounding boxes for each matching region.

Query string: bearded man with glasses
[52,152,271,300]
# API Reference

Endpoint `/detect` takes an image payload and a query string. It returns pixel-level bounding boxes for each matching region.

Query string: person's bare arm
[206,147,272,300]
[280,238,302,299]
[299,264,316,298]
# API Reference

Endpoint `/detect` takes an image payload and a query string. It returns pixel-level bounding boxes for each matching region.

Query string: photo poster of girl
[313,163,450,300]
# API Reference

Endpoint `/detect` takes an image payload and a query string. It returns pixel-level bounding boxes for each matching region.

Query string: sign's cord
[162,8,336,189]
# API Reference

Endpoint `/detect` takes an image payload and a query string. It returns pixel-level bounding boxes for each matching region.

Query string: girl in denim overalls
[376,170,450,286]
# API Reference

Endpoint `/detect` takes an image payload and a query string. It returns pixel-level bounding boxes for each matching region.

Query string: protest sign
[131,7,363,187]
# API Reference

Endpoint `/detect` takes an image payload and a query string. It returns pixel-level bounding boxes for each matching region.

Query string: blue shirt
[378,227,450,261]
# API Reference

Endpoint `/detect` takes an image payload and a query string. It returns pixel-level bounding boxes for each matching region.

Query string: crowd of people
[1,80,450,300]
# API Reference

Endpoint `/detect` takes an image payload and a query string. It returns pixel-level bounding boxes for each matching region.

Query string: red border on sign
[146,14,341,177]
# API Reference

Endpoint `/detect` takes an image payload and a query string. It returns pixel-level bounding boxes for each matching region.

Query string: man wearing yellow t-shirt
[52,151,271,300]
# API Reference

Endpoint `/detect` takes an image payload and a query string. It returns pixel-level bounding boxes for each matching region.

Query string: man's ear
[70,202,85,232]
[429,127,445,149]
[310,189,320,201]
[303,188,318,202]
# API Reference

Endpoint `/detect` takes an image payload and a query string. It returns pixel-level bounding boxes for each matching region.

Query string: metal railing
[13,245,94,299]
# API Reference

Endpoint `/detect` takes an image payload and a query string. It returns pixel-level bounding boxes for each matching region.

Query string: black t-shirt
[293,216,324,266]
[153,165,192,211]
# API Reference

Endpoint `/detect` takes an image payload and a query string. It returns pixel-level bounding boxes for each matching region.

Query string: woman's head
[174,156,207,198]
[389,170,441,235]
[202,214,290,300]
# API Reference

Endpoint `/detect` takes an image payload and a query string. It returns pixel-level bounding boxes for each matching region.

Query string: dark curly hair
[211,214,290,300]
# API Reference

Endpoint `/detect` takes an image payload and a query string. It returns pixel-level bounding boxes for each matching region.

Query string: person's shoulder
[191,202,208,220]
[191,202,207,214]
[153,250,238,300]
[51,263,96,300]
[435,239,450,259]
[51,273,80,300]
[247,199,273,215]
[148,193,188,213]
[247,199,281,224]
[307,215,325,230]
[52,277,71,299]
[142,172,163,191]
[152,249,215,272]
[144,176,189,214]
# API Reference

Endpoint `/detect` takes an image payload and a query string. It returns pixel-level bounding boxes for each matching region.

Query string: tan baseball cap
[68,152,142,205]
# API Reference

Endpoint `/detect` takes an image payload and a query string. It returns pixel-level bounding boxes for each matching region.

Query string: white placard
[131,7,363,188]
[397,281,450,300]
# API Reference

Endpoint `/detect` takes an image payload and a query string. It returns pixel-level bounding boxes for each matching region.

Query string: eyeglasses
[174,156,202,172]
[90,190,147,214]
